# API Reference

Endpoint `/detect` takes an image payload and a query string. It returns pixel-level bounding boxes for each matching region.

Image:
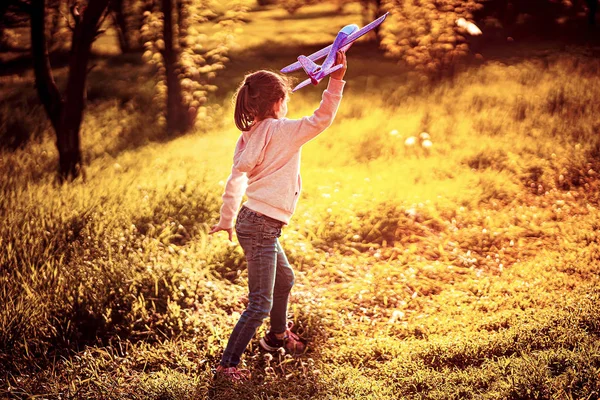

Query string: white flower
[404,136,416,147]
[387,310,405,324]
[456,18,482,36]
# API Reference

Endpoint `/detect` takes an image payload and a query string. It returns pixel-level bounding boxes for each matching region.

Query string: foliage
[270,0,352,14]
[379,0,591,73]
[141,0,248,130]
[379,0,484,73]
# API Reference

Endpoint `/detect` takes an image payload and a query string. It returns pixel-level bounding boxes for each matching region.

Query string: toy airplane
[281,12,389,92]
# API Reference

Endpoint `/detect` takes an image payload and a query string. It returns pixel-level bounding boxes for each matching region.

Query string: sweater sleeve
[217,165,247,229]
[217,136,249,229]
[280,78,345,148]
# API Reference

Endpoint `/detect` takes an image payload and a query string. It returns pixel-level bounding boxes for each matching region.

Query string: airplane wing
[341,12,388,48]
[291,78,313,92]
[280,12,389,74]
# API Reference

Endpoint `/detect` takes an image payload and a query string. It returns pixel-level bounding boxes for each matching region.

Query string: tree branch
[30,0,63,131]
[96,5,111,31]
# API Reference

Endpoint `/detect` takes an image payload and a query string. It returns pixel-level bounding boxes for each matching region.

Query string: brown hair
[234,70,291,131]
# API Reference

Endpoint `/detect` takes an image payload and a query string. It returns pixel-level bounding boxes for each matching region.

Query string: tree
[31,0,111,180]
[161,0,191,134]
[142,0,248,136]
[109,0,149,53]
[586,0,597,25]
[379,0,484,74]
[110,0,132,52]
[379,0,596,75]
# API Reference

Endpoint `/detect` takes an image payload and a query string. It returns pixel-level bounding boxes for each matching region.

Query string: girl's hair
[234,70,291,131]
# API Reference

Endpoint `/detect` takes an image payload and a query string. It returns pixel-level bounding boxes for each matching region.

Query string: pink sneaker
[259,321,306,354]
[214,365,251,381]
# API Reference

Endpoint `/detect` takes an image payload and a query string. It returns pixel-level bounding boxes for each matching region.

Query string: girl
[209,51,347,381]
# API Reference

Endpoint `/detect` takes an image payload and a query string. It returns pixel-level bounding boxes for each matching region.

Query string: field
[2,2,600,399]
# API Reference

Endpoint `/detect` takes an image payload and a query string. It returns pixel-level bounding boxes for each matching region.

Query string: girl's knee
[246,297,273,320]
[287,270,295,290]
[275,274,294,294]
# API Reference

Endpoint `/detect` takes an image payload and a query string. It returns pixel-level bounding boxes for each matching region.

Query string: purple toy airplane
[281,12,389,92]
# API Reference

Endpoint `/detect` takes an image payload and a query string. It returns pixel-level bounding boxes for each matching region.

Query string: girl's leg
[269,239,295,334]
[220,211,282,368]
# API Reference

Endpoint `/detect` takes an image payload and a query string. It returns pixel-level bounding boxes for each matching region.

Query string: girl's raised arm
[280,78,345,149]
[280,51,347,148]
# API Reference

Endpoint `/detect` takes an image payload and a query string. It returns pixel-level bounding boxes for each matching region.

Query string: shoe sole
[259,337,281,352]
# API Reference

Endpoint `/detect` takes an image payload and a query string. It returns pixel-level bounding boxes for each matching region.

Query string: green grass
[2,2,600,399]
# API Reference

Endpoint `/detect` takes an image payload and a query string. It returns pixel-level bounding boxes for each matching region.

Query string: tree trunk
[31,0,110,180]
[162,0,190,135]
[57,0,110,180]
[30,0,62,131]
[586,0,598,25]
[110,0,132,53]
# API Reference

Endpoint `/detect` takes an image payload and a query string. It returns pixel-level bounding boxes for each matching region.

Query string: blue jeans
[220,206,295,368]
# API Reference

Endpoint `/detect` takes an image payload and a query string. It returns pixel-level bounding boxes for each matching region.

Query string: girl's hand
[209,224,233,241]
[331,50,347,81]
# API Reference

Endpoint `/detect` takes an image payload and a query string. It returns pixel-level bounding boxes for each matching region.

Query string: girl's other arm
[211,134,249,240]
[209,166,247,241]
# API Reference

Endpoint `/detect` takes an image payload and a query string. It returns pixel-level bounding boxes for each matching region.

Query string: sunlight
[1,0,600,397]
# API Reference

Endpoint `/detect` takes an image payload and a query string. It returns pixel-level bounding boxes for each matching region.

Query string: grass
[2,2,600,399]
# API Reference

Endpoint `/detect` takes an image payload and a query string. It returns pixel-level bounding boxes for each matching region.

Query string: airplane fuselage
[308,24,359,85]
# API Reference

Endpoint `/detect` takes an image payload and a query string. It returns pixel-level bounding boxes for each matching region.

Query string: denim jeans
[220,206,295,368]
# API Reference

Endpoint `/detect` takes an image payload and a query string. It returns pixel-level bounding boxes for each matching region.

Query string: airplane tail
[297,55,320,84]
[291,65,343,92]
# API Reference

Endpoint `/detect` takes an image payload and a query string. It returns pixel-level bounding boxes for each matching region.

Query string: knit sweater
[217,78,345,228]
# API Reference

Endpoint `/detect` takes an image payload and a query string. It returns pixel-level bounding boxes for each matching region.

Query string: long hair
[234,70,291,132]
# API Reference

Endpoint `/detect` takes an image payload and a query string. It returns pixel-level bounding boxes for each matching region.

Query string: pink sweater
[217,78,345,228]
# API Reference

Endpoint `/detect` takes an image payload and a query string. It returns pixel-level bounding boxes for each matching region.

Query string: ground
[1,2,600,399]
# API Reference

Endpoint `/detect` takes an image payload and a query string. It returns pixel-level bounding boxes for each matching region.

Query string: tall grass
[2,2,600,399]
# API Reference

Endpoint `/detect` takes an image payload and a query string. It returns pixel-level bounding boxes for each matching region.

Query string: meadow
[1,2,600,399]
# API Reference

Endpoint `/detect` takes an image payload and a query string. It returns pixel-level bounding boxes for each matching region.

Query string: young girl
[209,51,347,381]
